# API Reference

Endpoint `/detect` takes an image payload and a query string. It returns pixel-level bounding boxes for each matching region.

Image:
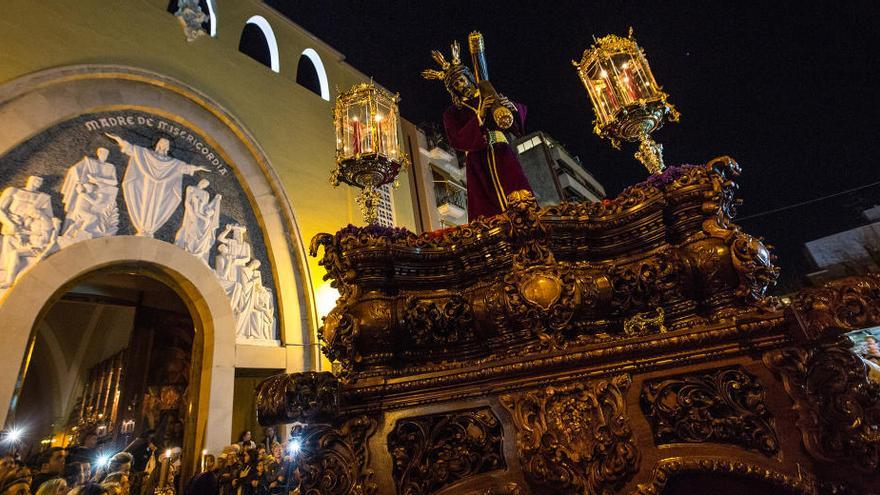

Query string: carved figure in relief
[59,147,120,247]
[174,179,221,265]
[0,176,61,287]
[213,224,276,341]
[105,133,210,237]
[233,260,276,340]
[255,286,276,340]
[214,224,252,294]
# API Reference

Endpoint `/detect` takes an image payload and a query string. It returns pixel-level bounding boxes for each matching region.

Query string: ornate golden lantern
[331,81,408,224]
[574,29,680,175]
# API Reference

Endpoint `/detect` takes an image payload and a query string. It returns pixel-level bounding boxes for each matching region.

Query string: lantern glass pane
[585,59,619,124]
[626,55,654,99]
[347,99,371,156]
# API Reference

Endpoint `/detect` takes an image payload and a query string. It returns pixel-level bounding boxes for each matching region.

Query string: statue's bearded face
[448,70,477,102]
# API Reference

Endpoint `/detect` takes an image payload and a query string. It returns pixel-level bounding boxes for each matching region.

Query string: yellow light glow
[315,283,340,320]
[600,69,608,78]
[375,114,384,122]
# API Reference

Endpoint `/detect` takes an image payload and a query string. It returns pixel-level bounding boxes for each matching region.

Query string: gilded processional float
[256,31,880,495]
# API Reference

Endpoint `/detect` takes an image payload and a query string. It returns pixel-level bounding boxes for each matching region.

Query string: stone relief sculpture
[105,133,210,237]
[0,118,279,344]
[174,179,221,265]
[214,224,277,342]
[0,176,60,288]
[58,147,120,247]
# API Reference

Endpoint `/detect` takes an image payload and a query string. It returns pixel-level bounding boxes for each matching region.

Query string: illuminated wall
[0,0,419,446]
[0,0,418,369]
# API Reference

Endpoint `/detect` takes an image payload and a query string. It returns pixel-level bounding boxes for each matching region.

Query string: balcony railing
[434,180,467,210]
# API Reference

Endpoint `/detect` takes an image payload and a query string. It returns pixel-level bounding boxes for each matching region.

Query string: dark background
[269,1,880,291]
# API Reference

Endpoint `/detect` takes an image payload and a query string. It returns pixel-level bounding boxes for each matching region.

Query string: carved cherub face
[198,178,210,189]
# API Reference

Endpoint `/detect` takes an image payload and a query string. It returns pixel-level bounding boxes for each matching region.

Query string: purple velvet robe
[443,101,533,219]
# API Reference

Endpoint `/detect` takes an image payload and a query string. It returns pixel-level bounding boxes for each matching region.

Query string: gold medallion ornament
[331,81,408,224]
[574,28,680,175]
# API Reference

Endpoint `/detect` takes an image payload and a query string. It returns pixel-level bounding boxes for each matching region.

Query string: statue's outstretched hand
[193,166,211,173]
[104,133,124,146]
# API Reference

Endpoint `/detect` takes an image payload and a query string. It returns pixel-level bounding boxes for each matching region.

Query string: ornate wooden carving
[255,371,339,425]
[310,158,779,376]
[288,415,377,495]
[787,273,880,342]
[641,366,779,456]
[632,457,816,495]
[500,375,639,494]
[403,295,479,355]
[256,159,880,493]
[387,408,505,495]
[765,342,880,473]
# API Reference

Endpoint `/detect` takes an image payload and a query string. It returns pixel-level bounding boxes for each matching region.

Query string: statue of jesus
[105,133,210,237]
[423,40,533,219]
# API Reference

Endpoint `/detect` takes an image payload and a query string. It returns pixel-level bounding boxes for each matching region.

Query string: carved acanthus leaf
[641,366,779,456]
[288,415,377,495]
[388,407,506,495]
[765,342,880,473]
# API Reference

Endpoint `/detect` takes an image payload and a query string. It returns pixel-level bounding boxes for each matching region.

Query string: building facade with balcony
[403,122,469,231]
[514,131,606,206]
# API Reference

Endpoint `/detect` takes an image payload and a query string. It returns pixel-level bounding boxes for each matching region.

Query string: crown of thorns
[422,41,475,105]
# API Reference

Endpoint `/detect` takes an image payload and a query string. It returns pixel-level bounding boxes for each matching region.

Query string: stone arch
[0,236,235,456]
[297,48,330,101]
[0,65,320,381]
[242,15,280,72]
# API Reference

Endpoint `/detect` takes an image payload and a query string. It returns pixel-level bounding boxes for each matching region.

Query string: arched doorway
[14,270,196,467]
[0,236,238,466]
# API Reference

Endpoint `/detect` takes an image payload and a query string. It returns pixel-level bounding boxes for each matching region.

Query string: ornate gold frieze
[499,375,639,494]
[387,407,505,495]
[640,366,780,456]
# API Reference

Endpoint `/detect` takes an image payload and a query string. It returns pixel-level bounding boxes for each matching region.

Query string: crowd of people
[0,427,296,495]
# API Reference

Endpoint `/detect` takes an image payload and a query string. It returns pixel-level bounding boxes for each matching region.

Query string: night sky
[269,1,880,291]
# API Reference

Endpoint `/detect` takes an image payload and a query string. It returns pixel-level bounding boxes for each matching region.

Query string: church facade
[0,0,418,458]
